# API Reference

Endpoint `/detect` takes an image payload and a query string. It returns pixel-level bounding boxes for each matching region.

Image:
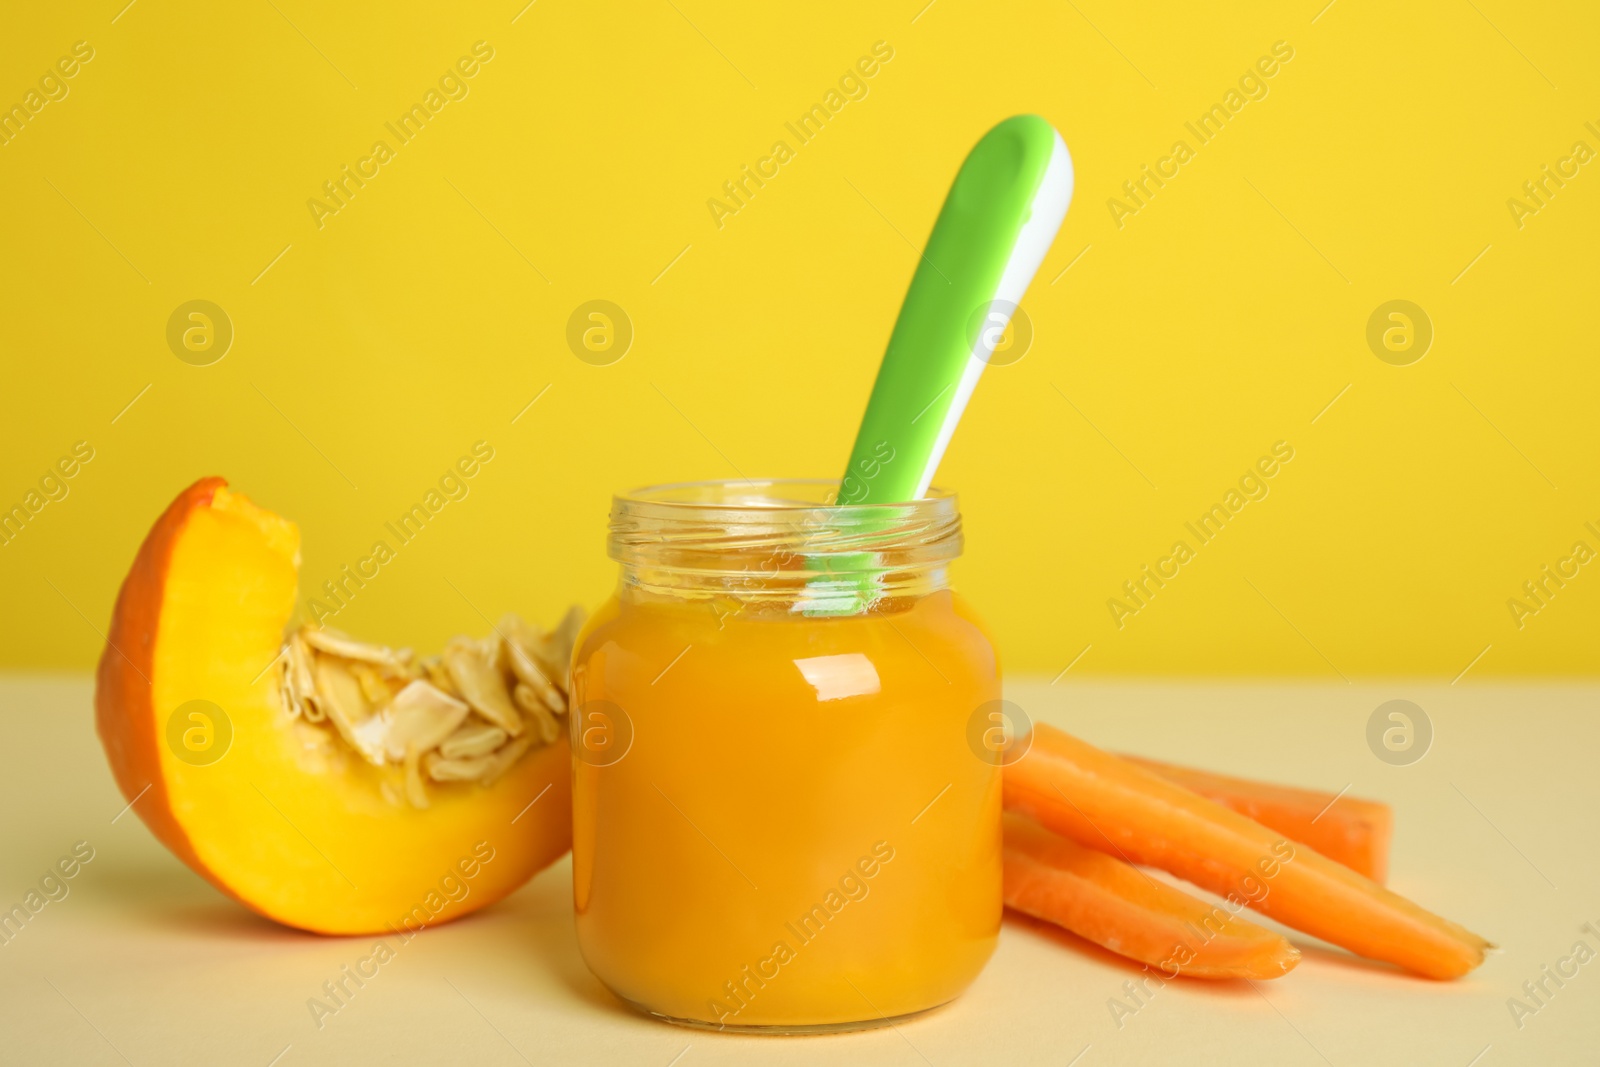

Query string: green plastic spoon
[796,116,1072,616]
[839,114,1074,504]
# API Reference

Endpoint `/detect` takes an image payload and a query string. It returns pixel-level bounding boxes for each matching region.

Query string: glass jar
[569,480,1001,1033]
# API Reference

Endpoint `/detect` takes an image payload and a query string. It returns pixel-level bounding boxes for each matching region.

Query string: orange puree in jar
[570,481,1001,1033]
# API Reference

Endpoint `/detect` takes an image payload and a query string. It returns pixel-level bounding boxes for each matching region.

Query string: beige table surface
[2,675,1596,1066]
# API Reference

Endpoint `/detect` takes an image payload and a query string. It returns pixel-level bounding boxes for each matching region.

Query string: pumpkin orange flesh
[95,478,571,935]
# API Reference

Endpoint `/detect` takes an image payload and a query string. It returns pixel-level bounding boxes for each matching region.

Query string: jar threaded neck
[608,479,961,609]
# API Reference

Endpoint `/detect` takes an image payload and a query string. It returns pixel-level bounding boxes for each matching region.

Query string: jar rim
[612,478,957,515]
[607,479,962,607]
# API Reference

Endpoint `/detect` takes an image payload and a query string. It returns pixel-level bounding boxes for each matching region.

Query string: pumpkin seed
[439,721,509,760]
[272,608,577,808]
[444,637,523,737]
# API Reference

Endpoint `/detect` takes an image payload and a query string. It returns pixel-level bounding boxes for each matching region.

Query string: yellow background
[1,0,1596,678]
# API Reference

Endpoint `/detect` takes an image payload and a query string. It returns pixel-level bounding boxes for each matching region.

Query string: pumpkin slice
[95,477,578,935]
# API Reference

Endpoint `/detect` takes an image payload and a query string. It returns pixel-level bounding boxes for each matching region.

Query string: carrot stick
[1006,724,1490,980]
[1123,755,1394,883]
[1004,811,1301,980]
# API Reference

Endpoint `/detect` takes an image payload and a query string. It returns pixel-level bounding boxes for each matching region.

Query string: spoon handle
[839,115,1074,505]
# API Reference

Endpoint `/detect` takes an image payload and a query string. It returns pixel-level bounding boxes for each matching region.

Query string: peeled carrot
[1124,755,1394,883]
[1004,811,1301,980]
[1006,724,1490,980]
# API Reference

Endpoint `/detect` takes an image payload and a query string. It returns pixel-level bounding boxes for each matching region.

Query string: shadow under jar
[569,480,1002,1034]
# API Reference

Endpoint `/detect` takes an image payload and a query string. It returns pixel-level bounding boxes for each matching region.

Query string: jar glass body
[570,480,1001,1033]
